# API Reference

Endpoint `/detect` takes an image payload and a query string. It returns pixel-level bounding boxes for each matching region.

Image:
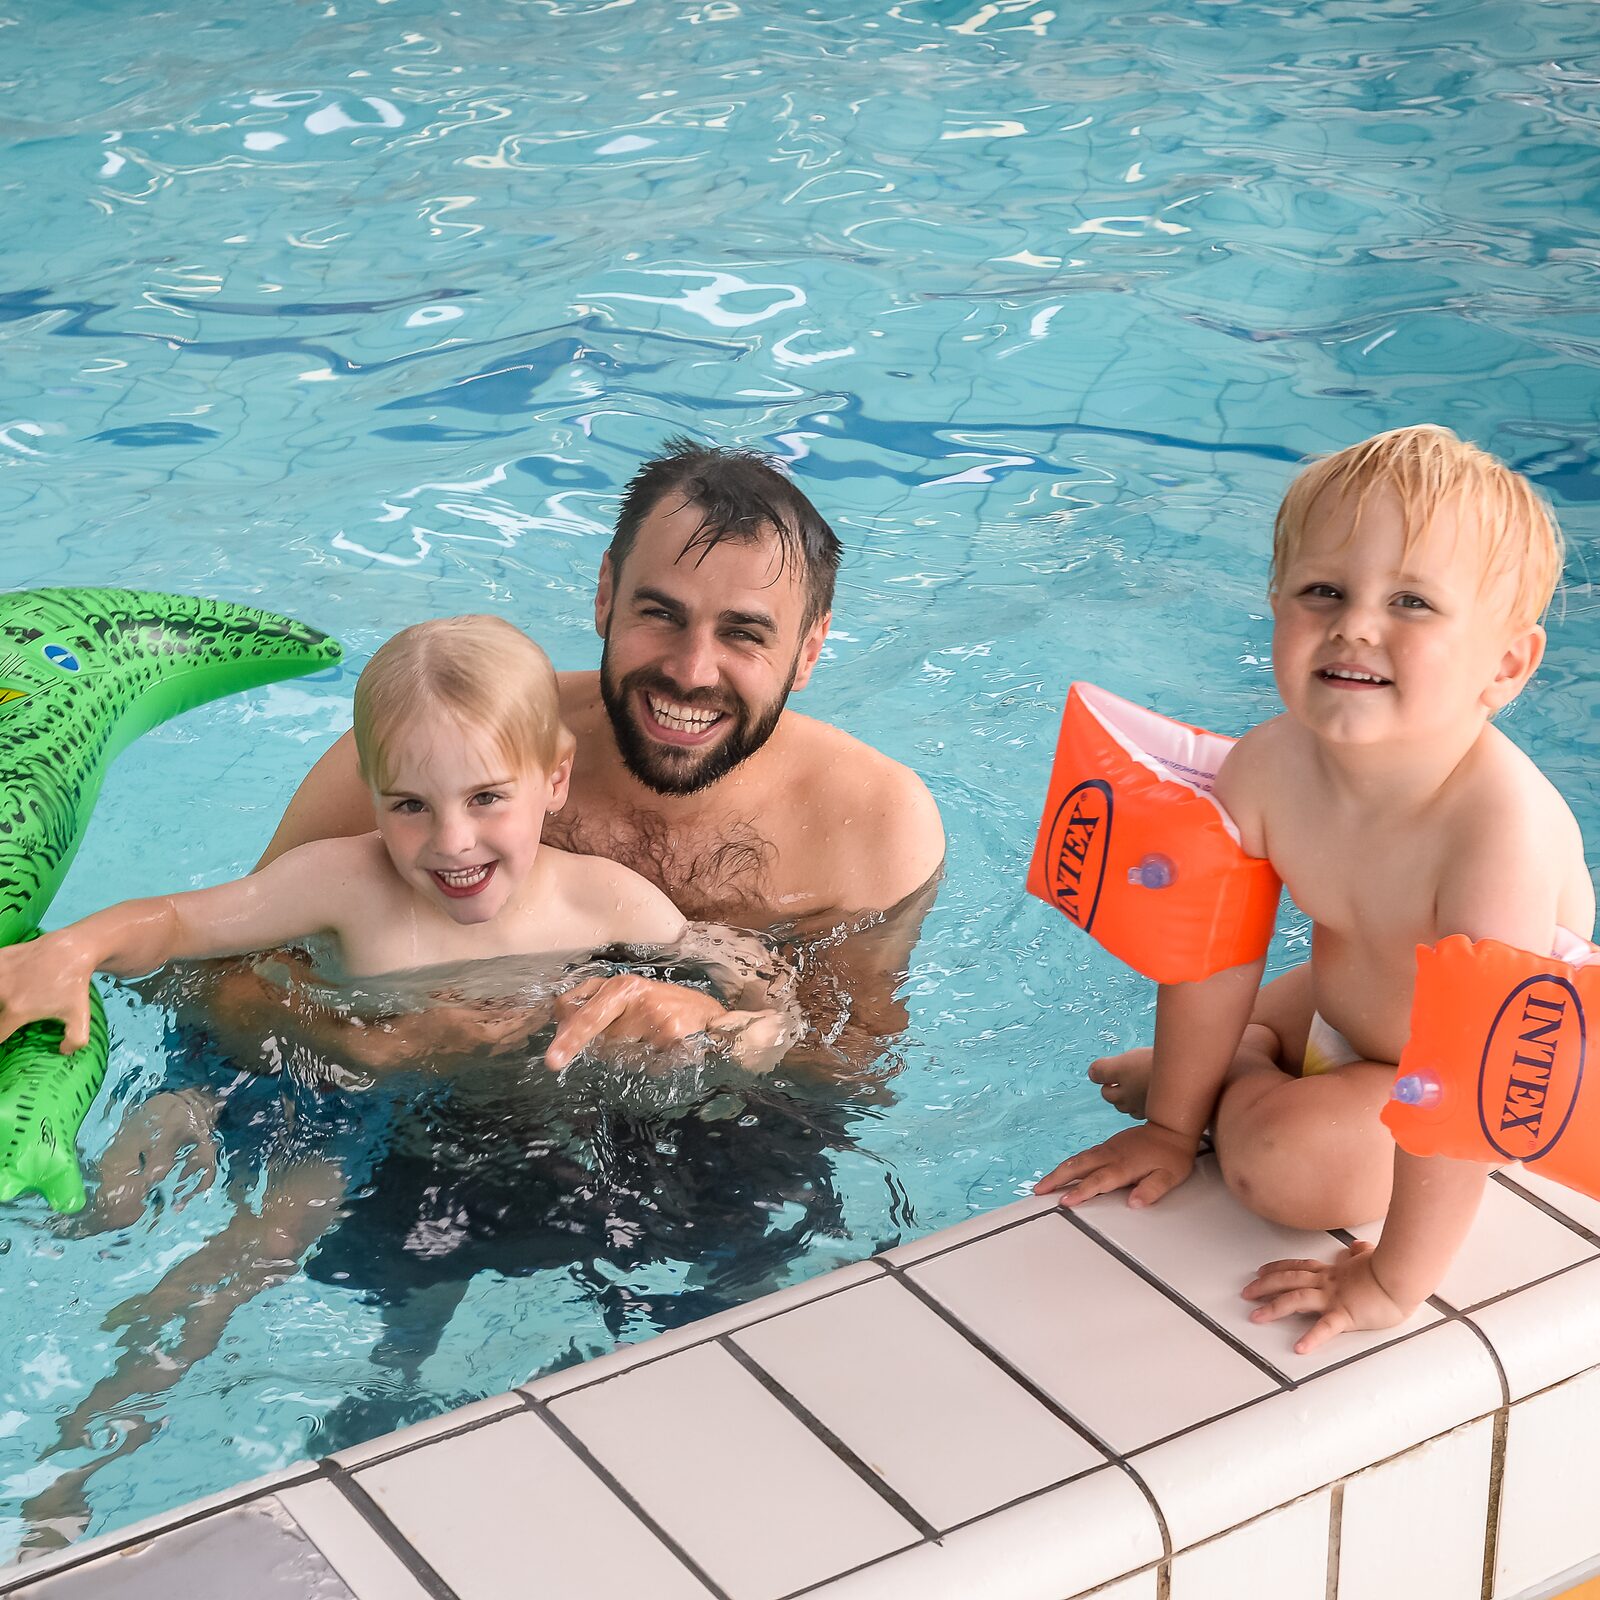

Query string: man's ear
[594,553,615,640]
[789,610,830,692]
[1486,622,1545,713]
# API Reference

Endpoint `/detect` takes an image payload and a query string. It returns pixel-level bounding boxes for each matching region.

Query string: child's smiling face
[373,717,569,926]
[1270,486,1544,752]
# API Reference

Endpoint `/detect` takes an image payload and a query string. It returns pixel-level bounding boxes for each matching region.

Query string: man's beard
[599,636,796,797]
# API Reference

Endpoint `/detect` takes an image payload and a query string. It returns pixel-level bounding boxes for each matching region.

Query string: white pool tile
[1494,1366,1600,1599]
[1350,1177,1596,1311]
[795,1466,1162,1600]
[1336,1419,1493,1600]
[353,1410,710,1600]
[1495,1169,1600,1242]
[906,1212,1278,1452]
[522,1259,886,1401]
[327,1391,524,1469]
[731,1273,1106,1531]
[1169,1492,1330,1600]
[875,1194,1058,1267]
[1133,1320,1501,1551]
[1071,1157,1437,1376]
[1468,1255,1600,1401]
[0,1465,320,1593]
[548,1339,919,1600]
[277,1480,433,1600]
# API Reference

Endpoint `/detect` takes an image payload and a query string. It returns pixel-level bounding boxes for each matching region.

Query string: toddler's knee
[1218,1099,1341,1230]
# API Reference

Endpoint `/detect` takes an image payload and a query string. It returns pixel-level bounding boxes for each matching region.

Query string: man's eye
[726,630,763,645]
[641,606,675,623]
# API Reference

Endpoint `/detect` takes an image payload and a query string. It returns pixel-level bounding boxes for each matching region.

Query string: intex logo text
[1476,974,1586,1163]
[1045,779,1112,934]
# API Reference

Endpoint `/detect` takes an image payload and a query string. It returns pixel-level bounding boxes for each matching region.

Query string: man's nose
[662,628,721,692]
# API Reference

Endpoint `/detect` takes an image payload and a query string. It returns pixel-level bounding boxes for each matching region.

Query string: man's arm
[255,728,374,869]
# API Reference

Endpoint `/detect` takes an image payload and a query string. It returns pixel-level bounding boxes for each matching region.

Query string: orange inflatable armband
[1026,683,1281,984]
[1383,930,1600,1199]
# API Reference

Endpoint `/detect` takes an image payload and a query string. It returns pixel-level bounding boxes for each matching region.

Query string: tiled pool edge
[5,1168,1600,1600]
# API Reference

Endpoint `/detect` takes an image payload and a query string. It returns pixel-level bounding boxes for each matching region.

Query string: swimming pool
[4,0,1597,1556]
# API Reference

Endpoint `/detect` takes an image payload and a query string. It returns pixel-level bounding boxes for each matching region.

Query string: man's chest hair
[542,803,780,923]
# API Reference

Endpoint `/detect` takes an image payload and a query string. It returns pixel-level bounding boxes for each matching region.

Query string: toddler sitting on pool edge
[0,613,792,1075]
[1037,425,1596,1352]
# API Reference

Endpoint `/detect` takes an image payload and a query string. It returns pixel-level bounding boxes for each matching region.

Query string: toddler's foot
[1088,1048,1153,1119]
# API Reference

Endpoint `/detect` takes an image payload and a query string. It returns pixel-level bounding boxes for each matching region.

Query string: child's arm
[1034,957,1267,1205]
[0,839,370,1052]
[1246,807,1567,1353]
[1036,726,1277,1206]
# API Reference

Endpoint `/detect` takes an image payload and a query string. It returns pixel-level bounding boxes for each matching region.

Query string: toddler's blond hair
[1271,426,1564,628]
[354,615,572,791]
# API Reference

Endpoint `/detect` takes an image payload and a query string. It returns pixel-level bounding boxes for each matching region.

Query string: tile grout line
[323,1399,526,1474]
[1480,1407,1510,1600]
[0,1467,325,1596]
[325,1469,463,1600]
[1458,1252,1600,1316]
[1324,1480,1344,1600]
[518,1263,891,1405]
[717,1335,943,1543]
[1052,1206,1301,1390]
[881,1261,1176,1569]
[1489,1170,1600,1249]
[523,1394,735,1600]
[882,1260,1127,1466]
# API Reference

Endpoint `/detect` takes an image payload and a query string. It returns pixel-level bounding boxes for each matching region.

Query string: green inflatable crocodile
[0,588,341,1211]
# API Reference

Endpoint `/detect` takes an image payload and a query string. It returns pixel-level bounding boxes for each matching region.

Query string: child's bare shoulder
[1437,729,1593,939]
[1445,729,1585,866]
[548,848,687,945]
[1214,714,1298,851]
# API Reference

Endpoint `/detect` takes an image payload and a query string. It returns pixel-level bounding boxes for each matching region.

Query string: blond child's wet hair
[353,615,573,791]
[1270,426,1564,629]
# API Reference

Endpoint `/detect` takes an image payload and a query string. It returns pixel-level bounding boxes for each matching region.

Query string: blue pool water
[4,0,1599,1555]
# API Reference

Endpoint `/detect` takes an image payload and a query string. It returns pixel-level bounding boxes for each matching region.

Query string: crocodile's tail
[0,982,109,1213]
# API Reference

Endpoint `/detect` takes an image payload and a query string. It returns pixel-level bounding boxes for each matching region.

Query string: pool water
[3,0,1598,1555]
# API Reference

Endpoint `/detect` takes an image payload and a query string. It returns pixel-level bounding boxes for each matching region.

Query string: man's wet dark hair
[608,437,842,627]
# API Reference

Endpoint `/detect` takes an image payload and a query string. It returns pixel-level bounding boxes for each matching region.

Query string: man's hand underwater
[545,974,785,1073]
[1242,1240,1413,1355]
[1033,1122,1199,1209]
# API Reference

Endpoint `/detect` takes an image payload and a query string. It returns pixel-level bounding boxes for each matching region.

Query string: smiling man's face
[595,494,828,795]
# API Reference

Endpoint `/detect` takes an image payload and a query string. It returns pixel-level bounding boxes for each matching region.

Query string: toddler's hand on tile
[1241,1241,1410,1354]
[1033,1122,1198,1209]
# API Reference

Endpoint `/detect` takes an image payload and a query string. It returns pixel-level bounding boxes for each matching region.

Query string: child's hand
[0,932,96,1053]
[1242,1240,1413,1354]
[1034,1123,1198,1208]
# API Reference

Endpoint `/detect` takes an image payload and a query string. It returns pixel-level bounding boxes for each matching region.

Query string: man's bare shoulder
[779,711,945,899]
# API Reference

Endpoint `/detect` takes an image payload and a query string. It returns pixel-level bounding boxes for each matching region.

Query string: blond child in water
[0,614,790,1070]
[1037,426,1596,1353]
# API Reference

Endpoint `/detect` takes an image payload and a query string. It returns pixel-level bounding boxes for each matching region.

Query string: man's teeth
[436,865,491,887]
[648,694,723,732]
[1323,668,1389,683]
